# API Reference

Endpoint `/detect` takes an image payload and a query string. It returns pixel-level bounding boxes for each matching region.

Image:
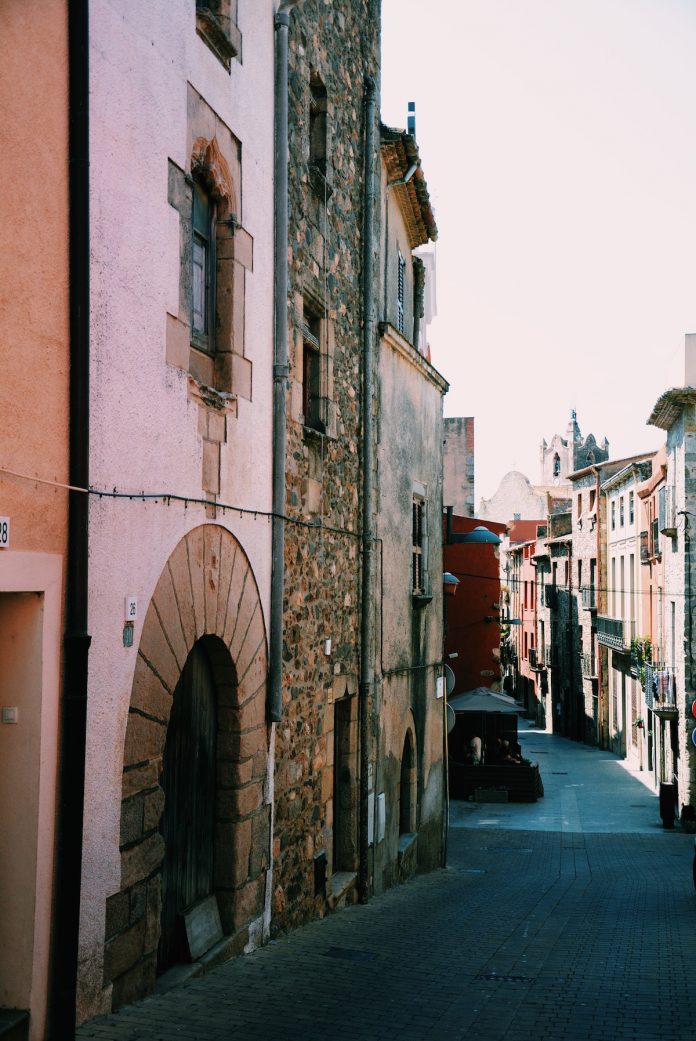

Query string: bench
[449,762,544,803]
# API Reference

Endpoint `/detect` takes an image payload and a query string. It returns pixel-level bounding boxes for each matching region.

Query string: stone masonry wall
[273,0,381,933]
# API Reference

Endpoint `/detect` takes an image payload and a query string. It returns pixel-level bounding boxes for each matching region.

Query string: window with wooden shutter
[412,496,428,595]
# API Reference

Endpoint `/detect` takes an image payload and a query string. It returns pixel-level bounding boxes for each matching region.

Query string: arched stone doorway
[104,525,269,1010]
[399,728,417,836]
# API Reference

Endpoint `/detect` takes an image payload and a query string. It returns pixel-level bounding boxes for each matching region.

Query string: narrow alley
[78,728,696,1041]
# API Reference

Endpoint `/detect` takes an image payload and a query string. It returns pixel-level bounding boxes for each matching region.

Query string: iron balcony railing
[596,615,624,650]
[596,615,636,651]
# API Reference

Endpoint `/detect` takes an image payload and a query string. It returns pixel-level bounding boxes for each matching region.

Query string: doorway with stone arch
[104,525,270,1010]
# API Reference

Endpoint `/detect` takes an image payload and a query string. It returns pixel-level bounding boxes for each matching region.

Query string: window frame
[191,178,217,357]
[397,250,406,335]
[411,494,430,598]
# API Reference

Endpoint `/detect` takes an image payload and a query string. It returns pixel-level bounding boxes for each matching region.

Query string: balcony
[640,530,650,565]
[528,648,545,672]
[659,485,677,537]
[581,652,598,678]
[596,615,624,650]
[581,586,597,611]
[644,662,678,717]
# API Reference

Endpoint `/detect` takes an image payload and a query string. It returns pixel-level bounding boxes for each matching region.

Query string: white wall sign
[124,596,138,621]
[0,518,10,548]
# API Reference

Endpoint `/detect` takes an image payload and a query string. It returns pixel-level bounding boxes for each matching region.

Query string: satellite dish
[446,703,456,733]
[445,664,455,696]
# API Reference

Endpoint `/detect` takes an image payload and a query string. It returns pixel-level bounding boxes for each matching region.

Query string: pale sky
[381,0,696,504]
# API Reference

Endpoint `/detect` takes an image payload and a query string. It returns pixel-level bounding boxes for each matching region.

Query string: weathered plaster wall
[376,327,448,889]
[479,471,548,523]
[80,0,275,1019]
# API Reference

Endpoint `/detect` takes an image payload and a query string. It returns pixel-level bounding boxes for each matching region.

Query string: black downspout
[48,1,91,1037]
[358,76,377,904]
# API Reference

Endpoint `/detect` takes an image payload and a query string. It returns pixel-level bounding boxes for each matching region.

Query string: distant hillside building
[540,410,609,485]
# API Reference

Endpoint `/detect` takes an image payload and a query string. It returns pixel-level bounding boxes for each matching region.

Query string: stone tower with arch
[540,410,609,484]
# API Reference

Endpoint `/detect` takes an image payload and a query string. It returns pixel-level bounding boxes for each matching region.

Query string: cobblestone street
[78,729,696,1041]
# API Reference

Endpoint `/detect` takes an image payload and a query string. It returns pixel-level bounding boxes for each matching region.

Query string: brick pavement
[77,731,696,1041]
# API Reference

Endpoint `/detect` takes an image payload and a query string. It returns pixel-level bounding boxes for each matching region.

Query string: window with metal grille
[192,180,216,354]
[412,496,428,594]
[302,310,323,432]
[397,251,405,334]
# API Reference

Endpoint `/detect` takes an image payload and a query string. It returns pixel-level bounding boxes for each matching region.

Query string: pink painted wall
[0,2,69,1037]
[79,1,277,1019]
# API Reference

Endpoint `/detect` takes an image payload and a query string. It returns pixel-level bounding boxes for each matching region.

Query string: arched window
[553,453,561,477]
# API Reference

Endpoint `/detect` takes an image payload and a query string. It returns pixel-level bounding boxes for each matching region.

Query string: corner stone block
[202,440,221,496]
[143,787,166,831]
[236,688,266,732]
[237,648,266,705]
[152,566,189,670]
[222,553,248,648]
[230,590,260,668]
[123,713,166,769]
[144,878,162,954]
[120,796,144,848]
[233,780,263,819]
[234,608,266,683]
[130,658,173,724]
[165,313,190,371]
[215,817,252,888]
[137,610,181,694]
[230,353,252,401]
[204,525,222,629]
[215,543,237,639]
[234,227,253,271]
[103,918,146,984]
[167,550,197,654]
[122,759,160,800]
[111,952,157,1012]
[186,527,207,639]
[231,875,266,932]
[120,832,165,891]
[105,891,130,941]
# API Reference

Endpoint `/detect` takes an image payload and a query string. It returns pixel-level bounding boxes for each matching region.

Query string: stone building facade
[273,0,381,932]
[443,417,475,517]
[648,375,696,816]
[540,410,609,485]
[600,460,653,764]
[375,122,447,888]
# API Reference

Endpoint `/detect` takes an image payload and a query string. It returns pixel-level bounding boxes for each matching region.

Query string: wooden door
[158,641,217,972]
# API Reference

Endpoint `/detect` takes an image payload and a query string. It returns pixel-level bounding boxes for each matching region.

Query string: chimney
[407,100,416,138]
[686,333,696,387]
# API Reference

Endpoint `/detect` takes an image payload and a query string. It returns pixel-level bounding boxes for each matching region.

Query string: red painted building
[443,514,507,696]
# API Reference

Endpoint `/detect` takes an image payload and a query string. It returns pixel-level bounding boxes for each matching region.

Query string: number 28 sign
[0,518,9,548]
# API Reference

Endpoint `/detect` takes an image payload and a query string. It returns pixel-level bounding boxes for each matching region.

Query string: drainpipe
[359,76,377,903]
[48,0,91,1036]
[594,467,605,748]
[270,1,301,723]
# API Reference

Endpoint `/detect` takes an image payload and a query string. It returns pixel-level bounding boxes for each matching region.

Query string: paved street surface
[78,728,696,1041]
